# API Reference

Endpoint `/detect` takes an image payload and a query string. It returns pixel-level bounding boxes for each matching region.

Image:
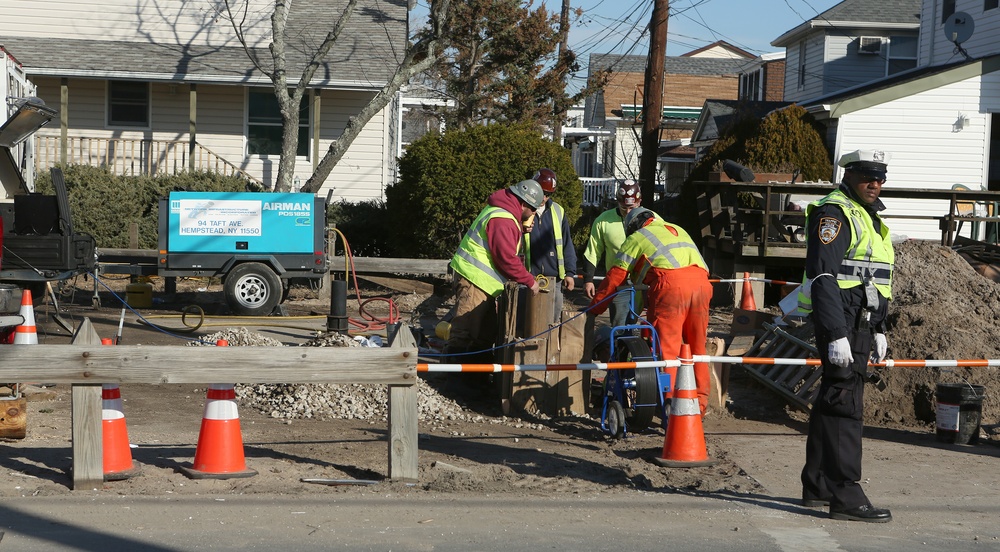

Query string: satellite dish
[943,12,974,45]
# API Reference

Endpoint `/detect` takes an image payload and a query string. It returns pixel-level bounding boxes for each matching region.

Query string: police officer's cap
[838,149,891,179]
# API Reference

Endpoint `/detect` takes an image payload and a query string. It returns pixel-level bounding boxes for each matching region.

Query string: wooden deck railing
[34,136,264,189]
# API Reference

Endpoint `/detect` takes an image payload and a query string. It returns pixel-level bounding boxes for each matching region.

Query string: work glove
[827,337,854,370]
[874,333,888,362]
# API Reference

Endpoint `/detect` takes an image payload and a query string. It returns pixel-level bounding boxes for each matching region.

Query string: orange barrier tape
[417,356,1000,373]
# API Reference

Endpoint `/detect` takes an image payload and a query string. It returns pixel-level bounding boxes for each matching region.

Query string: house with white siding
[771,0,922,104]
[770,0,1000,241]
[0,0,406,201]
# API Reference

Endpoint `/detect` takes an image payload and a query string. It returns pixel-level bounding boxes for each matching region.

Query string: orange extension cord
[331,228,401,334]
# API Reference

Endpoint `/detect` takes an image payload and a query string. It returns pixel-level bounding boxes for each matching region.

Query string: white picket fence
[581,177,618,207]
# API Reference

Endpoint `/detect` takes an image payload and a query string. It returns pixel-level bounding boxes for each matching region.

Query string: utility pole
[552,0,571,145]
[639,0,668,204]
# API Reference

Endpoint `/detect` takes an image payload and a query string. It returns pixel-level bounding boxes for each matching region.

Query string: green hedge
[386,123,582,259]
[34,165,249,249]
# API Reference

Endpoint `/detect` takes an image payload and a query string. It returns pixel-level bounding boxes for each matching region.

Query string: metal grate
[737,322,821,412]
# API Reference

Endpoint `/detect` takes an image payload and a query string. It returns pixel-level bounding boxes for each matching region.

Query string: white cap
[837,149,891,173]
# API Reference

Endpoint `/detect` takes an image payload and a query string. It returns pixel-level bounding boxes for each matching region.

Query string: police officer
[799,149,894,523]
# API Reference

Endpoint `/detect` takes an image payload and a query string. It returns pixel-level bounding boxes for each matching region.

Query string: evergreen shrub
[386,123,581,259]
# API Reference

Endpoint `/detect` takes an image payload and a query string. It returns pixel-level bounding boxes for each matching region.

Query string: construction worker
[524,168,577,325]
[446,180,543,363]
[583,180,642,328]
[587,207,713,414]
[798,149,894,523]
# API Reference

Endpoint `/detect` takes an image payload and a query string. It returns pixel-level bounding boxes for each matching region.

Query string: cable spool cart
[596,292,672,439]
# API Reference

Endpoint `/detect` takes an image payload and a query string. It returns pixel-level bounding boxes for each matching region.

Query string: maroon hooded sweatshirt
[484,188,536,289]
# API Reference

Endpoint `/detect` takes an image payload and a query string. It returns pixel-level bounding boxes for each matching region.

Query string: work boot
[830,504,892,523]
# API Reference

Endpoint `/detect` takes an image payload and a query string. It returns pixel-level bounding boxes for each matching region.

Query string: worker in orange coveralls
[587,207,713,414]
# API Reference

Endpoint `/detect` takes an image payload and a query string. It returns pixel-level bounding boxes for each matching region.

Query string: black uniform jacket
[804,183,889,342]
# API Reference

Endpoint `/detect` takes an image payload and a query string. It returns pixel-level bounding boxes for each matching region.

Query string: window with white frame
[887,35,918,75]
[247,88,309,157]
[987,0,999,11]
[107,81,150,128]
[740,68,762,101]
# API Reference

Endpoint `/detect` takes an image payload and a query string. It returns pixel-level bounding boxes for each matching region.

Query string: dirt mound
[872,239,1000,429]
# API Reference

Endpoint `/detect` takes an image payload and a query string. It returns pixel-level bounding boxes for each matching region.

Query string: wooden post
[72,385,103,489]
[71,317,104,490]
[388,325,418,481]
[638,0,669,202]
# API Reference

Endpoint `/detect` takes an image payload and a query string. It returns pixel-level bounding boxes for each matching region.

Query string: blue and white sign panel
[167,192,315,254]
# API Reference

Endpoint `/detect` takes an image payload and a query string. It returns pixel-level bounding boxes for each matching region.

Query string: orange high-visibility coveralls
[589,219,713,413]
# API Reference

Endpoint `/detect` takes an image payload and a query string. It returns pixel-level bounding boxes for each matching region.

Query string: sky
[564,0,842,92]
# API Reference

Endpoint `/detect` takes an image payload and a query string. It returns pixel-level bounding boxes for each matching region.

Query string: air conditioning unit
[859,36,883,55]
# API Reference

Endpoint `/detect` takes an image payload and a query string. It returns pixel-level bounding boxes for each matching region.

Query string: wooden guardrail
[0,333,419,490]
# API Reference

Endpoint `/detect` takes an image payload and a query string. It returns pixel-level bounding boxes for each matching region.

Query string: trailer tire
[224,262,281,316]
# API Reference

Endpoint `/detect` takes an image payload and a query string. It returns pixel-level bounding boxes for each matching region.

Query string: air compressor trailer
[157,191,328,315]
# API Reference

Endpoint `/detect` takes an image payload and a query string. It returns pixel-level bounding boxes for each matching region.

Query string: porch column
[60,78,68,165]
[188,83,197,172]
[312,89,321,172]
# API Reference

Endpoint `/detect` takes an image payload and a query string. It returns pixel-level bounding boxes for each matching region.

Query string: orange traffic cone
[179,383,257,479]
[653,344,718,468]
[101,339,141,481]
[739,272,757,311]
[13,290,37,344]
[180,341,257,479]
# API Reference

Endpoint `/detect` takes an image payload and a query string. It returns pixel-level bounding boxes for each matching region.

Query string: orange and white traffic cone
[739,272,757,311]
[101,338,141,481]
[13,290,37,344]
[179,383,257,479]
[180,340,257,479]
[103,383,141,480]
[653,344,718,468]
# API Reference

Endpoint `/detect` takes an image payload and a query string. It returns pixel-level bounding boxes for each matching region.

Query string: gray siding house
[771,0,921,103]
[769,0,1000,242]
[0,0,407,201]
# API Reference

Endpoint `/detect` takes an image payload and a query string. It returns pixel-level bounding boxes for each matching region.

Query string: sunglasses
[855,171,886,184]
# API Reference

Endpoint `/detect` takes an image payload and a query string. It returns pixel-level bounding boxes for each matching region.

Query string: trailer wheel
[224,262,281,316]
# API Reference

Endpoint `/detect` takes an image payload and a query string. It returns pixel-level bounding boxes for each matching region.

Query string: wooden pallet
[737,323,821,412]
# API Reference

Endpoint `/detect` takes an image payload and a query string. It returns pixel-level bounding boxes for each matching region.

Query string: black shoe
[830,504,892,523]
[802,497,830,508]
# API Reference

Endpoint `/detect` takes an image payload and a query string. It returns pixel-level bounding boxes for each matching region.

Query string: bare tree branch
[302,0,452,193]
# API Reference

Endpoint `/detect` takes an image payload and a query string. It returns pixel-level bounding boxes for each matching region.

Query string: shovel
[46,281,75,334]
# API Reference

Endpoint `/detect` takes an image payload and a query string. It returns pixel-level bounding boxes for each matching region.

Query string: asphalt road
[1,487,997,552]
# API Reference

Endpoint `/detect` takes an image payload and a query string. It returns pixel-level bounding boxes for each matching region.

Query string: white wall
[29,78,392,201]
[610,122,641,181]
[0,0,271,47]
[835,74,991,240]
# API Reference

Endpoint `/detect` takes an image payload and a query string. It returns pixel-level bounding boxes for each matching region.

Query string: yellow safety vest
[614,222,707,283]
[524,202,567,280]
[798,189,894,314]
[450,206,521,298]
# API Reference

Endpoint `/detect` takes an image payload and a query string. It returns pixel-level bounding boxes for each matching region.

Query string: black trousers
[801,328,873,510]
